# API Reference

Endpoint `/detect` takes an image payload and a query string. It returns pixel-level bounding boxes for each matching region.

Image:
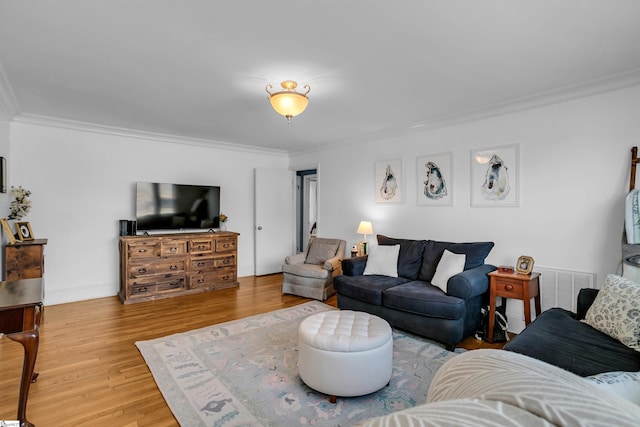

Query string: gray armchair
[282,238,346,300]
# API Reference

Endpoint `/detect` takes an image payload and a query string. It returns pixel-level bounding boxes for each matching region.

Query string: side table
[487,271,541,344]
[0,278,44,427]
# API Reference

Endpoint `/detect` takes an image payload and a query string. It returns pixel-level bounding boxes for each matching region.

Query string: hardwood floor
[0,274,504,426]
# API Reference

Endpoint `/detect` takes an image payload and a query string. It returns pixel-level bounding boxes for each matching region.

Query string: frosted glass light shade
[266,80,310,122]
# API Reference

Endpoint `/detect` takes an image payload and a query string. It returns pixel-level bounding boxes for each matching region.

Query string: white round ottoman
[298,310,393,402]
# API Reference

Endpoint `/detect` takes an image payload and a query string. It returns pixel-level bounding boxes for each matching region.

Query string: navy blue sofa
[504,288,640,376]
[334,235,496,350]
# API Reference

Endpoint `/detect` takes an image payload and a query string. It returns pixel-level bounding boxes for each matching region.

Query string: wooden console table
[0,278,43,427]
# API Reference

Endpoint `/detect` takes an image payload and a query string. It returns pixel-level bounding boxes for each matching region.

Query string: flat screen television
[136,182,221,231]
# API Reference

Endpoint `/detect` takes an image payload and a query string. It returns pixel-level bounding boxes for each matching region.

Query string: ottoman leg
[330,395,337,404]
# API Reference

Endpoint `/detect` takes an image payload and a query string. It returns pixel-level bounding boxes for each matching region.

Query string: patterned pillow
[586,371,640,406]
[582,274,640,352]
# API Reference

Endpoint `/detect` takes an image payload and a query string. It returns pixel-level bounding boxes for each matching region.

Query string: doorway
[296,169,317,253]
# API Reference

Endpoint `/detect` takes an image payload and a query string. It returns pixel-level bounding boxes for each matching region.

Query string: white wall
[9,122,288,304]
[0,110,9,274]
[292,85,640,325]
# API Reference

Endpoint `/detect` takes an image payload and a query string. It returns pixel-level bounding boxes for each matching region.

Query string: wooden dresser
[119,231,239,304]
[4,238,48,280]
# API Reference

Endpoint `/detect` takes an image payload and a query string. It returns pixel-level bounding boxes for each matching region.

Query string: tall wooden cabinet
[119,232,239,304]
[4,239,48,281]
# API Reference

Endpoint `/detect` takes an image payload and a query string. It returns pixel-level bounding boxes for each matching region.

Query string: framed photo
[1,218,16,244]
[16,221,34,241]
[375,158,403,204]
[416,151,454,206]
[516,255,534,275]
[471,144,520,207]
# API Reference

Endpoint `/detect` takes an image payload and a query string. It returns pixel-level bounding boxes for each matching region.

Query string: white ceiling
[1,0,640,154]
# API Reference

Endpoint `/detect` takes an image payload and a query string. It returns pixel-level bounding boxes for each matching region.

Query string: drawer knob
[170,265,178,270]
[137,268,147,274]
[222,243,229,248]
[197,262,205,267]
[223,259,230,264]
[137,249,147,253]
[170,247,177,252]
[505,284,513,291]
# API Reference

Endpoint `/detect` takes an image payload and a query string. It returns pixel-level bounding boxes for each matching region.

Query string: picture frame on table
[1,218,16,244]
[516,255,534,275]
[374,158,404,204]
[416,151,454,207]
[16,221,34,241]
[471,143,520,207]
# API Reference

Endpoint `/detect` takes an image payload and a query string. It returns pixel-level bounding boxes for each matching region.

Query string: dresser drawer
[129,259,186,278]
[189,238,214,255]
[160,240,187,256]
[215,238,236,252]
[190,255,236,273]
[130,275,186,297]
[127,241,159,258]
[189,269,236,289]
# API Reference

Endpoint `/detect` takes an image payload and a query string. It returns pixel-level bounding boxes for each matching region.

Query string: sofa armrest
[447,264,497,299]
[576,288,600,320]
[341,256,368,276]
[284,253,306,265]
[324,255,343,272]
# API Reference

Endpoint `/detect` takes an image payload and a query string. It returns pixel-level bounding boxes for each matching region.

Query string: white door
[255,168,295,275]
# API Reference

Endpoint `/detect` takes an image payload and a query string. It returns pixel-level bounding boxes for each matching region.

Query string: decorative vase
[220,222,227,231]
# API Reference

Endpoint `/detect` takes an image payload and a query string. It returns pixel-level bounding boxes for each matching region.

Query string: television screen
[136,182,221,231]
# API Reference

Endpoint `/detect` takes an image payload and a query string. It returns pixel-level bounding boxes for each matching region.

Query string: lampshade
[357,221,373,236]
[265,80,310,123]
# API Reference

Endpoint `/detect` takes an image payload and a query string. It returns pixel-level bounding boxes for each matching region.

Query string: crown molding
[11,113,289,157]
[290,68,640,157]
[0,60,21,119]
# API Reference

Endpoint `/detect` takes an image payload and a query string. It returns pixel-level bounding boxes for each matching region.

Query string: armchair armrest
[284,253,306,265]
[341,256,368,276]
[324,255,343,272]
[447,264,497,299]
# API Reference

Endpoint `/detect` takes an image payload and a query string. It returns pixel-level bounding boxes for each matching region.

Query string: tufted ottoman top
[298,310,392,352]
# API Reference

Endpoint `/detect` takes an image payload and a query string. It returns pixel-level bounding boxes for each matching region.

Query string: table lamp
[356,221,374,255]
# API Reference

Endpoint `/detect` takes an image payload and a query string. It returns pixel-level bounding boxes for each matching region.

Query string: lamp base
[358,242,368,256]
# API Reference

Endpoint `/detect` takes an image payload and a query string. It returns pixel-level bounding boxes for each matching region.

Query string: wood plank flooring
[0,274,503,426]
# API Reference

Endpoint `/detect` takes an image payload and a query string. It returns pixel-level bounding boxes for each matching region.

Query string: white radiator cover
[504,266,597,333]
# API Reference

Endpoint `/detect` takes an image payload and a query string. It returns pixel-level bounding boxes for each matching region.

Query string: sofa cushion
[382,281,466,319]
[333,275,410,306]
[431,250,466,292]
[504,307,640,376]
[363,244,400,277]
[419,240,494,282]
[377,235,427,280]
[305,240,339,265]
[582,274,640,351]
[282,263,330,279]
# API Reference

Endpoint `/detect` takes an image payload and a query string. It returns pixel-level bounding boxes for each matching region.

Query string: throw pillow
[586,371,640,406]
[363,244,400,277]
[431,249,466,292]
[582,274,640,352]
[377,235,427,280]
[305,241,338,265]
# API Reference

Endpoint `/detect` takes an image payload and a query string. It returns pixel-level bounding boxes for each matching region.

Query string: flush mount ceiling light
[265,80,310,123]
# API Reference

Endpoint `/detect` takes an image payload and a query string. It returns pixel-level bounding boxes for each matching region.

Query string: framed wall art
[416,151,454,206]
[374,158,403,204]
[0,157,6,193]
[471,144,520,207]
[16,221,34,241]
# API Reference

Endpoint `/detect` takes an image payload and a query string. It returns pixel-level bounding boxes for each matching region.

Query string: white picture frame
[375,158,403,204]
[471,144,520,207]
[416,151,454,206]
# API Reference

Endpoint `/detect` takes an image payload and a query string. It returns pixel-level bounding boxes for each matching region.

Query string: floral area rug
[136,301,459,426]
